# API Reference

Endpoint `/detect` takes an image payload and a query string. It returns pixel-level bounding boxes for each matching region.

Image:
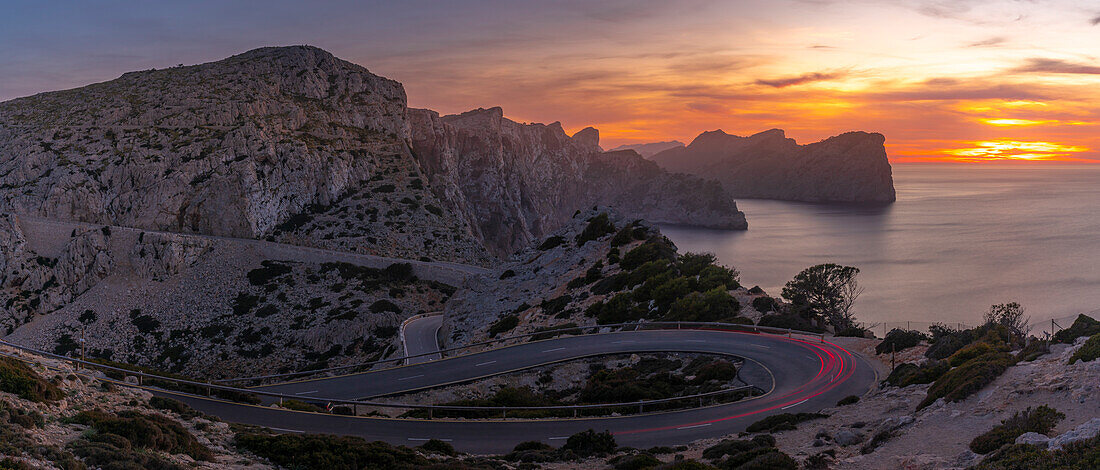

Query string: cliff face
[650,129,896,203]
[0,45,491,265]
[409,107,746,256]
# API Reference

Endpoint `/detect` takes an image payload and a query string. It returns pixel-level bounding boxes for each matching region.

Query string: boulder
[835,429,865,446]
[1048,418,1100,450]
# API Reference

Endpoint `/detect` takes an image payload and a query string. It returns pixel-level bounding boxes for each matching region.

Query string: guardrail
[218,320,826,385]
[0,321,811,419]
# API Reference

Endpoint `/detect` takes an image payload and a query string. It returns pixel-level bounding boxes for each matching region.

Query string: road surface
[158,328,876,454]
[402,314,443,365]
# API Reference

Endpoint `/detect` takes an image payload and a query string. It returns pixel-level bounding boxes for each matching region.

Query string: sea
[660,164,1100,335]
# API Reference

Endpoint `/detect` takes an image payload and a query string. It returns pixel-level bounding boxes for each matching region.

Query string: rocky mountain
[649,129,896,203]
[609,140,685,158]
[410,108,746,256]
[0,45,491,266]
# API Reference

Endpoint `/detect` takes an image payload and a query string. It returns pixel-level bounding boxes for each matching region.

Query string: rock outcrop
[410,107,746,256]
[649,129,896,203]
[609,140,685,158]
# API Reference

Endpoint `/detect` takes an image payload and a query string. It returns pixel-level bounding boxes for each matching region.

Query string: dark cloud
[966,36,1006,47]
[1013,58,1100,75]
[808,44,836,49]
[860,84,1048,102]
[755,72,840,88]
[1091,14,1100,26]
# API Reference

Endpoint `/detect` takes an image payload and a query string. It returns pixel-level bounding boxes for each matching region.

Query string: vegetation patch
[1053,314,1100,343]
[875,329,927,354]
[235,432,429,470]
[487,315,519,337]
[538,236,565,251]
[745,412,828,433]
[884,360,949,387]
[919,351,1013,409]
[1068,333,1100,364]
[247,260,293,286]
[701,435,797,469]
[575,213,616,246]
[969,406,1065,454]
[0,356,64,402]
[70,409,213,460]
[973,433,1100,469]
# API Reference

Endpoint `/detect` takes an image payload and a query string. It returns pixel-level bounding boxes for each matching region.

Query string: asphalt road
[402,315,443,365]
[159,328,876,454]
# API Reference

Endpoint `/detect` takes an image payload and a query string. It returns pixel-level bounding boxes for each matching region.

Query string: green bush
[1053,314,1100,343]
[745,412,827,433]
[751,296,779,313]
[836,395,860,406]
[235,432,429,469]
[71,410,212,460]
[0,356,64,402]
[669,288,741,322]
[281,399,324,412]
[969,406,1065,454]
[148,396,200,419]
[875,329,927,354]
[620,237,677,270]
[417,438,456,456]
[949,342,997,367]
[926,328,977,360]
[610,453,662,470]
[488,315,520,337]
[563,429,617,457]
[757,314,822,333]
[972,433,1100,469]
[367,299,401,313]
[538,236,565,251]
[246,260,293,285]
[885,360,949,387]
[835,326,869,338]
[919,351,1013,409]
[576,213,616,246]
[1068,333,1100,364]
[702,435,794,469]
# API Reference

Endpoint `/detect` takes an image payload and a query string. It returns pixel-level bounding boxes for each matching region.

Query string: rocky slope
[649,129,897,203]
[0,45,491,266]
[2,216,455,379]
[410,108,746,256]
[609,140,685,158]
[442,208,768,348]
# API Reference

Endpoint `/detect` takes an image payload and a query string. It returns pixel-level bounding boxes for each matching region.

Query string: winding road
[157,325,876,454]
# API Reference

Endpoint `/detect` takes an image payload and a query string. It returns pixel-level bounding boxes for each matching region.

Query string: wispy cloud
[1013,58,1100,74]
[755,72,840,88]
[966,36,1006,47]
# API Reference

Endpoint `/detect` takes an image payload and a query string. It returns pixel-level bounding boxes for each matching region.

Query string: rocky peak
[571,127,600,149]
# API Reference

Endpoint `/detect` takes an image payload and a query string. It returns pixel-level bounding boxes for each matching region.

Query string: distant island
[647,129,897,203]
[609,140,685,158]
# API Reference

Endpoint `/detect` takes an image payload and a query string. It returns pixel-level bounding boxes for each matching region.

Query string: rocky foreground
[649,129,897,203]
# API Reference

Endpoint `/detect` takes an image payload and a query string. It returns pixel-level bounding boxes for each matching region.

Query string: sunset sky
[2,0,1098,162]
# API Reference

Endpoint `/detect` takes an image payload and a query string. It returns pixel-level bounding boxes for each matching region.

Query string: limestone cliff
[649,129,896,203]
[0,45,491,265]
[409,107,747,256]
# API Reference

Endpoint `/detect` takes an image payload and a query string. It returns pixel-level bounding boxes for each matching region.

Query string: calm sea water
[661,165,1100,330]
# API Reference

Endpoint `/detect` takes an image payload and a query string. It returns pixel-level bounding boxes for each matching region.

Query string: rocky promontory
[410,107,746,256]
[649,129,897,203]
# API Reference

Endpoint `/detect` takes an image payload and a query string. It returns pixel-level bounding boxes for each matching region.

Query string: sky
[2,0,1098,163]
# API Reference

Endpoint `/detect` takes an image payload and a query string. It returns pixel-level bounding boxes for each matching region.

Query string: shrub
[972,433,1100,469]
[668,288,741,322]
[885,360,949,387]
[610,453,662,470]
[751,296,780,313]
[538,236,565,251]
[563,429,616,457]
[835,326,869,337]
[488,315,519,337]
[148,396,199,419]
[281,399,324,412]
[235,432,428,469]
[0,356,64,402]
[949,342,996,367]
[1068,333,1100,364]
[417,438,456,456]
[969,406,1065,454]
[540,295,573,316]
[919,351,1013,409]
[875,329,927,354]
[71,410,213,460]
[837,395,860,406]
[620,237,677,270]
[499,269,516,280]
[745,412,827,433]
[247,260,292,285]
[757,314,822,333]
[926,328,978,360]
[1053,314,1100,343]
[576,213,615,246]
[368,299,401,314]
